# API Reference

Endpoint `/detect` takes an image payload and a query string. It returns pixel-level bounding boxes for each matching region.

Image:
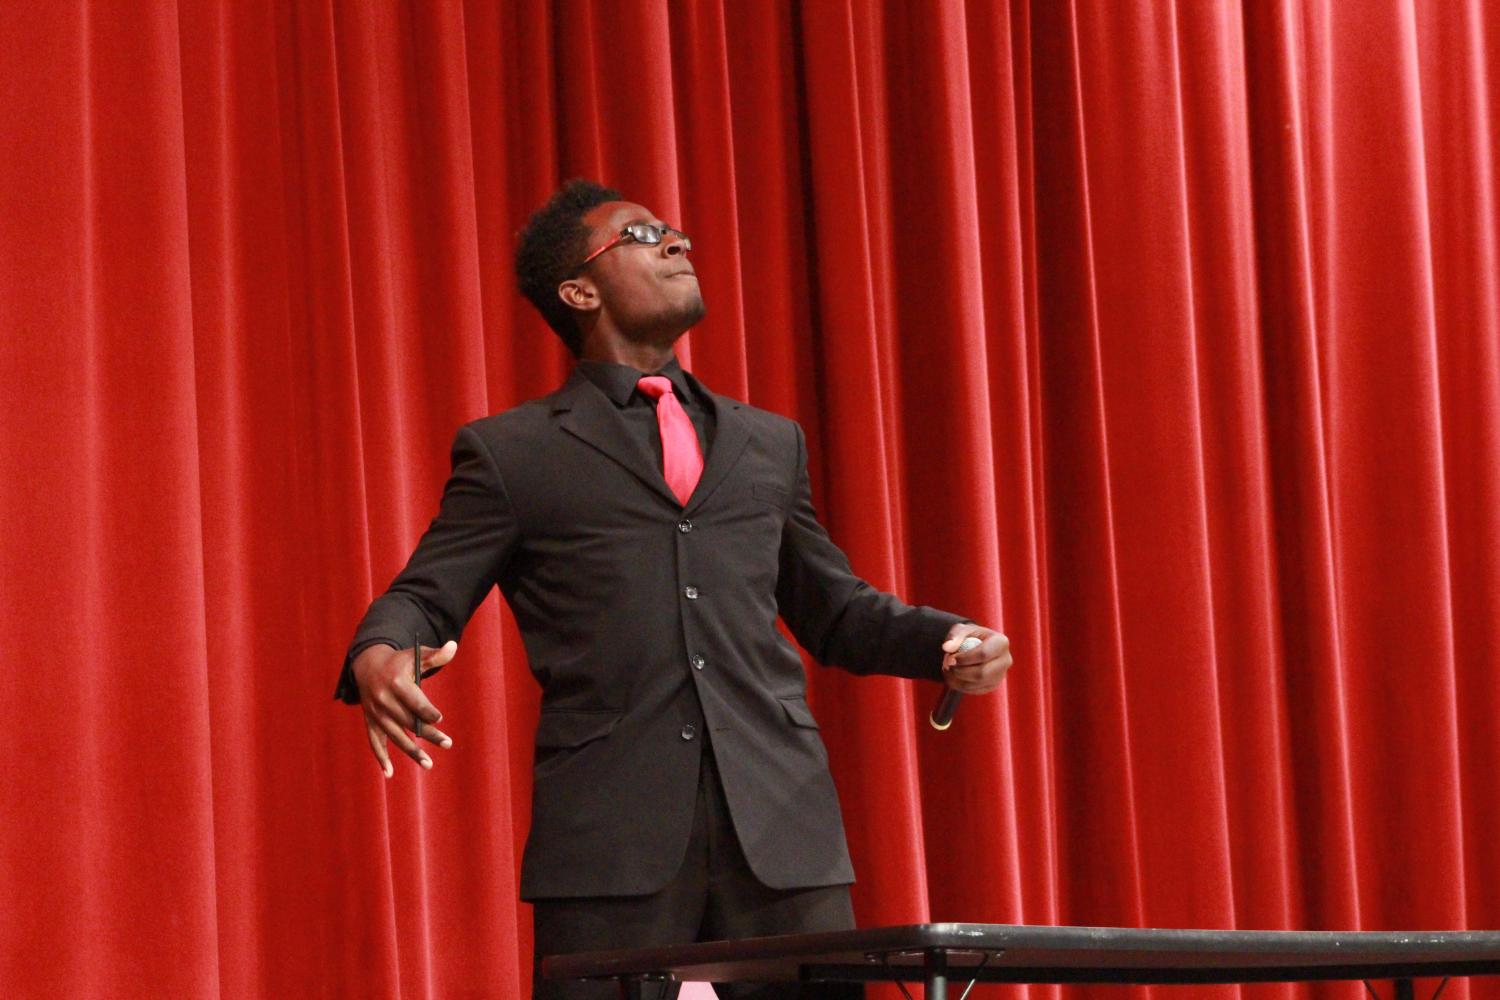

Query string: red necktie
[637,375,704,505]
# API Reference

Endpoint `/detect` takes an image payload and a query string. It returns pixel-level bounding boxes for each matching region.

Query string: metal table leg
[924,948,948,1000]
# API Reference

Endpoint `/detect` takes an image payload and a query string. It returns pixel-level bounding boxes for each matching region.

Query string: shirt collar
[575,354,696,408]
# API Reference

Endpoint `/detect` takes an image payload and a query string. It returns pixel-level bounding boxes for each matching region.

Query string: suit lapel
[684,390,750,515]
[552,366,754,513]
[553,371,681,508]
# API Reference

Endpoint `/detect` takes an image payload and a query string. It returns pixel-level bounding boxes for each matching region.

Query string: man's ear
[558,275,600,316]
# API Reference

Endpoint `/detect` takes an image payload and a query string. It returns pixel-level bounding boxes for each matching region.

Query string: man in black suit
[337,180,1012,998]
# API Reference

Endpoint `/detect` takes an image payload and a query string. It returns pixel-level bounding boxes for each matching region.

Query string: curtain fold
[2,2,1498,997]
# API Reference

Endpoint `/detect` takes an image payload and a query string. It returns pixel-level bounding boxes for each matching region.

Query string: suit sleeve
[333,423,520,703]
[774,422,967,681]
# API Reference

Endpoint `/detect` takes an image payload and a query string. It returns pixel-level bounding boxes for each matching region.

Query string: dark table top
[543,923,1500,986]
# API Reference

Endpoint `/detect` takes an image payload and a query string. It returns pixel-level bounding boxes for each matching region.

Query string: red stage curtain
[2,2,1497,997]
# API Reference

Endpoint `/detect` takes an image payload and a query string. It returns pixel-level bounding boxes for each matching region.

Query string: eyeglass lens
[626,223,690,250]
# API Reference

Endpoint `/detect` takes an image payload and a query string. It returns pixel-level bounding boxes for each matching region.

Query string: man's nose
[664,239,686,257]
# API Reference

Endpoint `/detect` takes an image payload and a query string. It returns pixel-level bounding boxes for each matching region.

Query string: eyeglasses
[578,222,692,268]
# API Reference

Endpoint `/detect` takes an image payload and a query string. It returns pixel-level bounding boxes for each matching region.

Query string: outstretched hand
[940,624,1012,694]
[351,640,457,777]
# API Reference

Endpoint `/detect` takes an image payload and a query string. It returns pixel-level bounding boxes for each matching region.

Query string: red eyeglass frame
[578,223,692,269]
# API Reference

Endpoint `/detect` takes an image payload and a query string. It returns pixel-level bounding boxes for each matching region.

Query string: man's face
[565,200,705,345]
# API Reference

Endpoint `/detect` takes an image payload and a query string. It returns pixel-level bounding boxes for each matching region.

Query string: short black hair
[514,179,622,355]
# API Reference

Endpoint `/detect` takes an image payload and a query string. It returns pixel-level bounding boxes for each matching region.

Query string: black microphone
[929,636,981,730]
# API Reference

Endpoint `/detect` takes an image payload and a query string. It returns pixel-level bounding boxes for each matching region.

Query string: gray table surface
[543,923,1500,987]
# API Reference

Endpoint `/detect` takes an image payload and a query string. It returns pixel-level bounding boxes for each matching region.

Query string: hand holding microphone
[930,636,980,729]
[930,625,1014,730]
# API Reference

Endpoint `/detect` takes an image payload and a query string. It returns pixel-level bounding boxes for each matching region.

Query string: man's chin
[639,299,707,345]
[675,296,707,332]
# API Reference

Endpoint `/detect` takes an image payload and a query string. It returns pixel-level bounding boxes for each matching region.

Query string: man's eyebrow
[624,217,666,227]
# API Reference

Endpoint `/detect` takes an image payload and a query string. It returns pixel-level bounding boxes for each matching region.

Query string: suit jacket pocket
[752,482,792,510]
[779,696,820,730]
[534,708,623,748]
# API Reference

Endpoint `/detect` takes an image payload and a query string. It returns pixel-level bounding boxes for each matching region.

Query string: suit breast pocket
[752,482,792,511]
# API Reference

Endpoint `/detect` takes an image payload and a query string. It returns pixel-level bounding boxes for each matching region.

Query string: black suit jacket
[337,366,964,900]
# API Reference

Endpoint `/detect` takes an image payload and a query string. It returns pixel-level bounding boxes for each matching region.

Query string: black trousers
[532,748,864,999]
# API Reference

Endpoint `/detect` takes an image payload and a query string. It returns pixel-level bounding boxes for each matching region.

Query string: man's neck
[579,340,677,374]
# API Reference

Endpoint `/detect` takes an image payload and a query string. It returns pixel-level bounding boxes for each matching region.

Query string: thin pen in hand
[411,636,422,742]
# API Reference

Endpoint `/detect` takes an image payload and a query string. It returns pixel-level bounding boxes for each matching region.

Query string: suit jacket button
[684,586,699,600]
[678,519,694,533]
[691,654,706,670]
[680,724,697,741]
